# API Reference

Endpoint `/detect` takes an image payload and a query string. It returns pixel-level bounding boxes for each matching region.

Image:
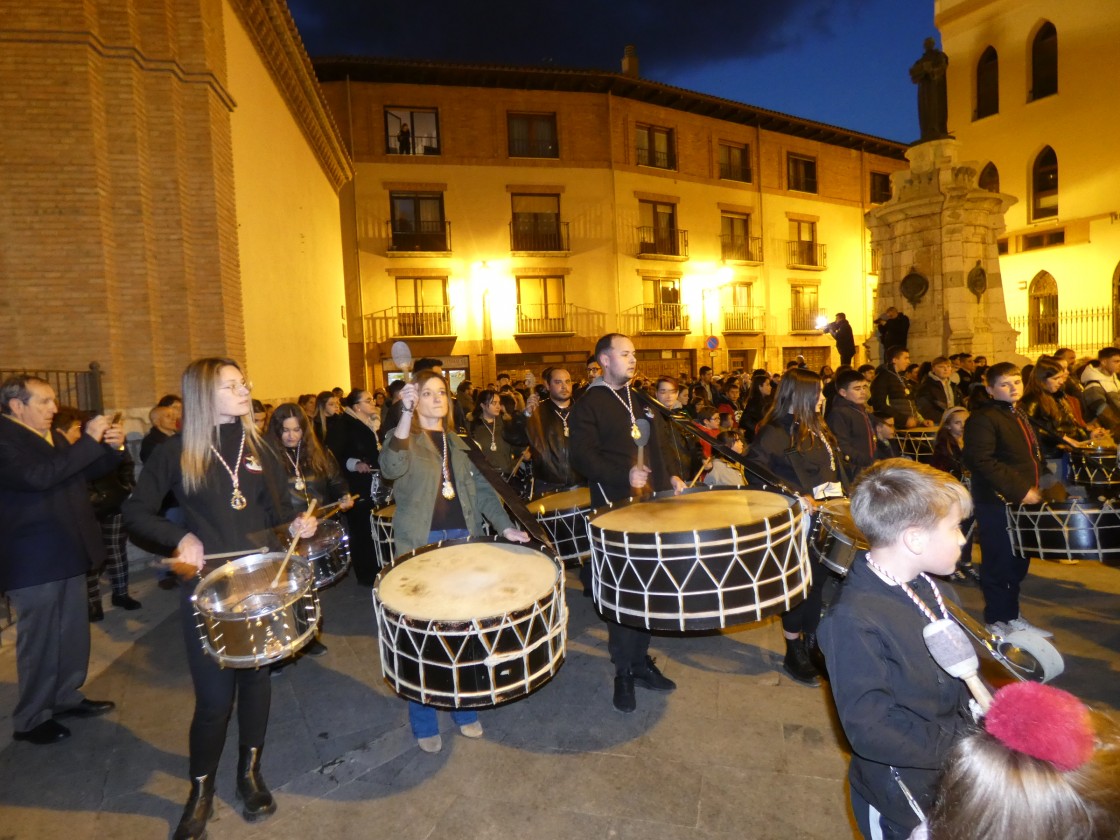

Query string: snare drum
[531,486,592,566]
[302,518,351,590]
[586,486,810,631]
[811,499,867,577]
[1068,446,1120,496]
[372,504,397,568]
[373,539,567,708]
[192,552,320,668]
[896,429,937,463]
[1006,499,1120,564]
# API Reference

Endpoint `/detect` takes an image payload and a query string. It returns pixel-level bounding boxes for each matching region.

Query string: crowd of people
[4,335,1120,840]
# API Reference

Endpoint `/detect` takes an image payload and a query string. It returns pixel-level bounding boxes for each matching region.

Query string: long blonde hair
[180,357,262,493]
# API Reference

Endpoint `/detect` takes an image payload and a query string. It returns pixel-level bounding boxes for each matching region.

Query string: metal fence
[1009,306,1115,358]
[0,362,104,412]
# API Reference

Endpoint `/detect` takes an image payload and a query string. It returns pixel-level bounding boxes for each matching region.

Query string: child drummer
[818,458,975,840]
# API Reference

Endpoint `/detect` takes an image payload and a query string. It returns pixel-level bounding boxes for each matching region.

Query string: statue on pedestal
[910,38,951,142]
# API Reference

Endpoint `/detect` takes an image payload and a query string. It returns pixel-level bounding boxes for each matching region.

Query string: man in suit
[0,375,122,744]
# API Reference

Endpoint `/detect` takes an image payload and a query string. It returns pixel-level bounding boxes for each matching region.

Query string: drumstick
[315,494,359,516]
[506,451,528,483]
[270,499,317,588]
[197,546,268,562]
[688,460,710,488]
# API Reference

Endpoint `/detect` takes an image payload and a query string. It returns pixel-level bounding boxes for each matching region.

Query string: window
[723,283,760,332]
[508,113,558,158]
[788,219,821,267]
[516,276,568,333]
[510,194,565,251]
[1023,229,1065,251]
[979,162,1000,192]
[790,285,820,332]
[1027,271,1058,348]
[389,192,448,251]
[1032,146,1058,220]
[642,277,684,330]
[395,277,450,335]
[975,47,999,119]
[787,153,818,193]
[638,200,685,256]
[1031,22,1058,100]
[385,108,440,156]
[718,143,751,182]
[636,124,675,169]
[997,238,1009,255]
[720,213,758,261]
[870,172,891,204]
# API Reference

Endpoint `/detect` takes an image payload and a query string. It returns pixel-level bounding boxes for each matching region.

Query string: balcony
[622,303,690,335]
[785,240,827,270]
[509,221,570,253]
[720,235,763,263]
[719,161,752,183]
[637,226,688,259]
[388,220,451,253]
[514,303,575,336]
[790,307,823,333]
[366,306,453,342]
[636,147,674,169]
[391,133,440,156]
[722,306,765,334]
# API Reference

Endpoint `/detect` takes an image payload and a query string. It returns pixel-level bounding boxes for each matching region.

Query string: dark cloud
[288,0,862,77]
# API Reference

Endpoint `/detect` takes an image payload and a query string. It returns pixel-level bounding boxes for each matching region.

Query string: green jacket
[379,426,514,558]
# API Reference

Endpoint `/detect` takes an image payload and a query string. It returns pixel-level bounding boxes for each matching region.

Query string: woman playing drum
[122,358,317,840]
[1019,356,1105,474]
[266,402,353,655]
[379,369,529,752]
[744,367,845,687]
[468,389,517,475]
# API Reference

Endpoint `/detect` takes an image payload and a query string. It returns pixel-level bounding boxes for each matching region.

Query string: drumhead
[590,489,793,533]
[532,486,590,514]
[818,499,867,549]
[374,504,396,520]
[303,518,343,556]
[194,552,313,618]
[377,541,558,620]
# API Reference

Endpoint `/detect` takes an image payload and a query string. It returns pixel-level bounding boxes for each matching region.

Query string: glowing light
[815,315,830,329]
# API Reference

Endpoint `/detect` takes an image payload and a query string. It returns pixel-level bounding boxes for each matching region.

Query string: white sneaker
[1007,616,1054,639]
[986,621,1013,638]
[458,721,484,739]
[417,734,442,753]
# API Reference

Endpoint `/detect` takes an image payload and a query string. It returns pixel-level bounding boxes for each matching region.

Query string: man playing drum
[570,333,686,713]
[509,366,583,496]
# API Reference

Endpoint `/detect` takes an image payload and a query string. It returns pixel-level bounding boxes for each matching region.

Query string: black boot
[172,774,214,840]
[782,637,821,687]
[236,745,276,821]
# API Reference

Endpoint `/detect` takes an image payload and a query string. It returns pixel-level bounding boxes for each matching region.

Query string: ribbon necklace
[865,553,950,624]
[210,427,248,511]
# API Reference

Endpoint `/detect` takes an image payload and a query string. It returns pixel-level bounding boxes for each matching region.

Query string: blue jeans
[406,527,476,738]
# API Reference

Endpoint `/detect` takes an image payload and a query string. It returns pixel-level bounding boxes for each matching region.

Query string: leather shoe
[630,656,676,692]
[13,719,70,744]
[613,674,636,713]
[57,699,116,718]
[111,593,142,610]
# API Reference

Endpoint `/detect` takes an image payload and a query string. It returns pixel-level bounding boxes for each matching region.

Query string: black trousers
[181,586,270,777]
[345,501,379,585]
[975,501,1030,624]
[782,543,825,636]
[607,621,651,674]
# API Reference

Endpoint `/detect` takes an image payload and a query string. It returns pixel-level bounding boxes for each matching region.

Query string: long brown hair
[180,357,262,493]
[1023,356,1065,424]
[409,369,456,434]
[758,367,836,451]
[266,402,332,476]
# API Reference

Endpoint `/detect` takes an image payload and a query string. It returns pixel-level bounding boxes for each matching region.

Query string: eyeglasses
[218,381,252,394]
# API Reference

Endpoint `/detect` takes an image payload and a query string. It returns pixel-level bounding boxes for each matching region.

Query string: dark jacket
[507,400,583,488]
[962,400,1042,505]
[1019,392,1088,460]
[139,426,172,463]
[824,318,855,355]
[930,432,965,481]
[915,374,955,422]
[877,312,910,350]
[871,367,922,425]
[0,418,122,590]
[826,396,876,477]
[326,411,381,500]
[743,414,842,496]
[819,560,972,832]
[272,442,349,512]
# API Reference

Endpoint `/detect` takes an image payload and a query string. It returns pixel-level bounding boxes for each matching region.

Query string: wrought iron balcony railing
[637,226,688,258]
[785,240,827,269]
[388,220,451,252]
[720,235,763,263]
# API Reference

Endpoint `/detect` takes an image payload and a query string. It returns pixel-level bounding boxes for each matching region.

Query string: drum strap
[463,440,557,554]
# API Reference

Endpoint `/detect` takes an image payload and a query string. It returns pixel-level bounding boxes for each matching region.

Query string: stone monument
[866,43,1020,365]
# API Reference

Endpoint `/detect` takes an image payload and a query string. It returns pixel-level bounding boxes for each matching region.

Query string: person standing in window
[397,122,412,155]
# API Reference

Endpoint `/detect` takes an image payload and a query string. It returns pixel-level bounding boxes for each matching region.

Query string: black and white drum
[373,538,567,708]
[811,499,866,577]
[1006,499,1120,564]
[372,504,397,568]
[531,486,592,566]
[896,429,936,463]
[586,486,811,631]
[192,552,320,668]
[302,518,351,590]
[1068,446,1120,497]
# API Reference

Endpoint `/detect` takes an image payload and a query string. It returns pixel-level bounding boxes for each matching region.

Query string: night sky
[288,0,937,143]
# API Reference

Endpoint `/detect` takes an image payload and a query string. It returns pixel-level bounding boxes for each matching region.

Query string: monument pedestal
[867,138,1020,365]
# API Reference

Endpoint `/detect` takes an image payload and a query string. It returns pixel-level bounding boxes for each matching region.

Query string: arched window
[1028,271,1059,349]
[978,162,1000,192]
[1032,146,1058,220]
[976,47,999,118]
[1031,22,1058,100]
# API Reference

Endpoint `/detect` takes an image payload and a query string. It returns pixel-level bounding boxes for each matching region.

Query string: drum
[896,429,936,463]
[811,499,867,577]
[372,504,397,568]
[586,486,811,631]
[373,538,567,708]
[1068,446,1120,496]
[1006,499,1120,564]
[302,518,351,590]
[531,486,592,566]
[192,552,320,668]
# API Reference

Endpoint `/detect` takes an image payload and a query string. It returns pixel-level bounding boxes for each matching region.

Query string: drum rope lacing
[284,441,305,491]
[605,384,642,441]
[864,554,949,625]
[210,427,248,511]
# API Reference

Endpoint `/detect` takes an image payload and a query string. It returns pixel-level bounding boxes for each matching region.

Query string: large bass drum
[586,486,810,631]
[1006,499,1120,564]
[1067,446,1120,498]
[373,538,566,708]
